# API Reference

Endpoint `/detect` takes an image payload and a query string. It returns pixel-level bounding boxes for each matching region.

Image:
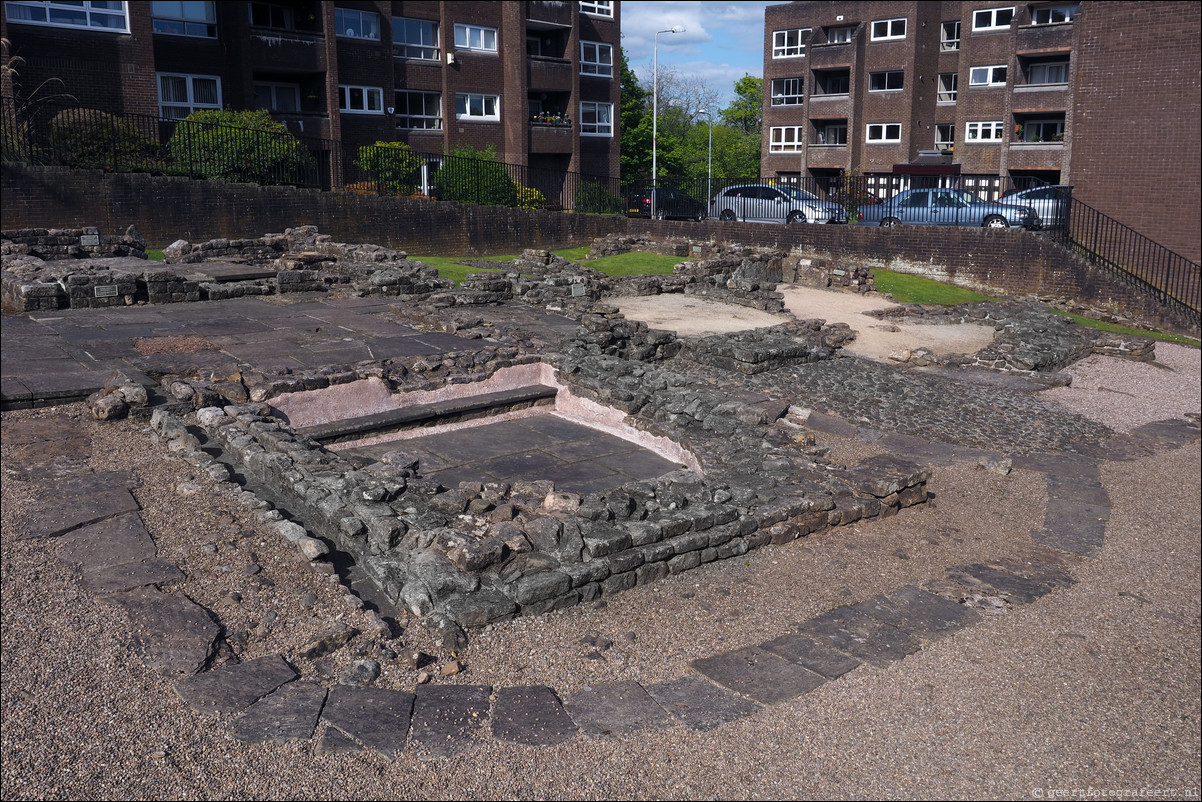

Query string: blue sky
[619,1,788,109]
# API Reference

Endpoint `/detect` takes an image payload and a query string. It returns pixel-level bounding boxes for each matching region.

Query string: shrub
[431,145,517,207]
[166,109,317,185]
[354,141,422,195]
[48,108,157,171]
[515,184,546,211]
[575,179,623,214]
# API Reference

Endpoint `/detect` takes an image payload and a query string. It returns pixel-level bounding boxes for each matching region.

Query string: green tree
[720,75,763,135]
[167,108,317,185]
[431,144,517,207]
[619,47,651,181]
[354,141,421,195]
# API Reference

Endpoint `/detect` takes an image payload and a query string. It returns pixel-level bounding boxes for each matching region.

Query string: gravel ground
[2,343,1199,800]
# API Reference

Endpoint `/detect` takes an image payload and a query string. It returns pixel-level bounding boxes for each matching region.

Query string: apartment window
[454,23,497,52]
[966,121,1004,141]
[579,0,612,17]
[972,7,1014,31]
[814,121,847,145]
[770,126,805,152]
[580,101,613,136]
[969,65,1008,87]
[151,1,215,37]
[394,18,438,60]
[157,72,221,119]
[827,25,855,43]
[1028,60,1069,85]
[1017,117,1065,142]
[395,90,441,130]
[937,73,958,102]
[249,2,295,30]
[1032,5,1078,24]
[771,78,804,106]
[334,7,379,40]
[936,124,955,149]
[581,41,613,77]
[340,85,384,114]
[773,28,811,58]
[456,93,499,121]
[5,0,128,31]
[866,123,901,143]
[870,18,906,41]
[869,71,904,92]
[253,82,300,113]
[940,21,960,50]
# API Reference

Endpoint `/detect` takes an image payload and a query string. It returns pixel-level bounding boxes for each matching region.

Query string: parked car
[625,187,708,221]
[711,184,847,224]
[999,185,1071,229]
[858,188,1041,229]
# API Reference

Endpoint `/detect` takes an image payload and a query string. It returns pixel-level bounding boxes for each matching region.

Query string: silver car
[858,188,1040,229]
[999,185,1072,229]
[711,184,847,224]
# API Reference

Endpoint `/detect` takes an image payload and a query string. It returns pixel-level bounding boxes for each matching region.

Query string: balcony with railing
[526,0,573,27]
[528,57,573,92]
[249,31,327,72]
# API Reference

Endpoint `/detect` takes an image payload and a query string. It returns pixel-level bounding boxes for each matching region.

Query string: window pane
[193,77,218,105]
[160,75,187,103]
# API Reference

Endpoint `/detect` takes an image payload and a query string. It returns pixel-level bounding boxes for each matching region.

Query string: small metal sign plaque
[79,234,100,246]
[94,285,119,298]
[570,283,586,297]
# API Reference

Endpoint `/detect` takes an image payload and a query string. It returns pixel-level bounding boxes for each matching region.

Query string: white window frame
[1032,5,1078,24]
[814,121,847,145]
[770,126,805,152]
[334,7,379,40]
[580,101,613,136]
[580,41,613,77]
[393,17,439,60]
[771,78,804,106]
[340,85,384,115]
[940,20,960,51]
[151,1,215,38]
[870,18,906,41]
[456,93,500,121]
[253,81,301,113]
[827,25,855,43]
[1028,61,1069,85]
[937,73,958,103]
[454,23,497,53]
[157,72,222,119]
[5,0,129,32]
[866,123,901,143]
[869,70,904,92]
[935,124,955,149]
[772,28,811,58]
[969,65,1008,87]
[972,6,1014,31]
[579,0,612,18]
[395,90,442,130]
[965,121,1004,142]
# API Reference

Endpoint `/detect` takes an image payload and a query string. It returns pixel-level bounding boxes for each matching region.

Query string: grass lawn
[411,249,681,285]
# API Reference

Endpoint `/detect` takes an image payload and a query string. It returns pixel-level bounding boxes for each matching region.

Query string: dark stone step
[297,384,559,443]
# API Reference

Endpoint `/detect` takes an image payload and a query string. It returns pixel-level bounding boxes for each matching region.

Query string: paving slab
[409,684,493,760]
[322,686,416,759]
[563,680,673,736]
[55,512,157,570]
[80,558,185,594]
[232,681,328,744]
[856,585,982,645]
[796,606,922,667]
[759,631,863,679]
[644,676,761,731]
[942,562,1073,604]
[490,685,578,746]
[315,725,365,755]
[0,413,83,444]
[21,486,142,540]
[1010,452,1100,479]
[105,586,221,677]
[1045,477,1110,506]
[691,647,827,705]
[174,654,298,716]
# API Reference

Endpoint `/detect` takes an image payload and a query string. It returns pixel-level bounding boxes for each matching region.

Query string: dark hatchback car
[626,187,708,221]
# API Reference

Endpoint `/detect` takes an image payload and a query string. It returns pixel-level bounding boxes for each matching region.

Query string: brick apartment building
[1,0,622,182]
[762,1,1201,263]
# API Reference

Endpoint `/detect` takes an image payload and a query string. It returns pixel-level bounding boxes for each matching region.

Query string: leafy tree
[619,47,651,181]
[354,141,422,195]
[720,75,763,135]
[431,144,517,207]
[167,108,317,185]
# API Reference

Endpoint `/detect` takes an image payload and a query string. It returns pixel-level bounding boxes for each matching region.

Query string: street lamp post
[652,25,684,218]
[697,109,713,209]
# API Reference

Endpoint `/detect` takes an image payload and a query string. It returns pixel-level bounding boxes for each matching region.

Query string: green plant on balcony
[530,112,570,126]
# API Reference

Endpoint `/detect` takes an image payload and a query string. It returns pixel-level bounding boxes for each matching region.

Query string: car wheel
[693,209,705,222]
[655,208,666,220]
[983,215,1007,229]
[786,211,806,225]
[719,210,736,222]
[880,217,901,228]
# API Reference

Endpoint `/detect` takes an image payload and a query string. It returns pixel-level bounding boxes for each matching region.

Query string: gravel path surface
[2,335,1199,799]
